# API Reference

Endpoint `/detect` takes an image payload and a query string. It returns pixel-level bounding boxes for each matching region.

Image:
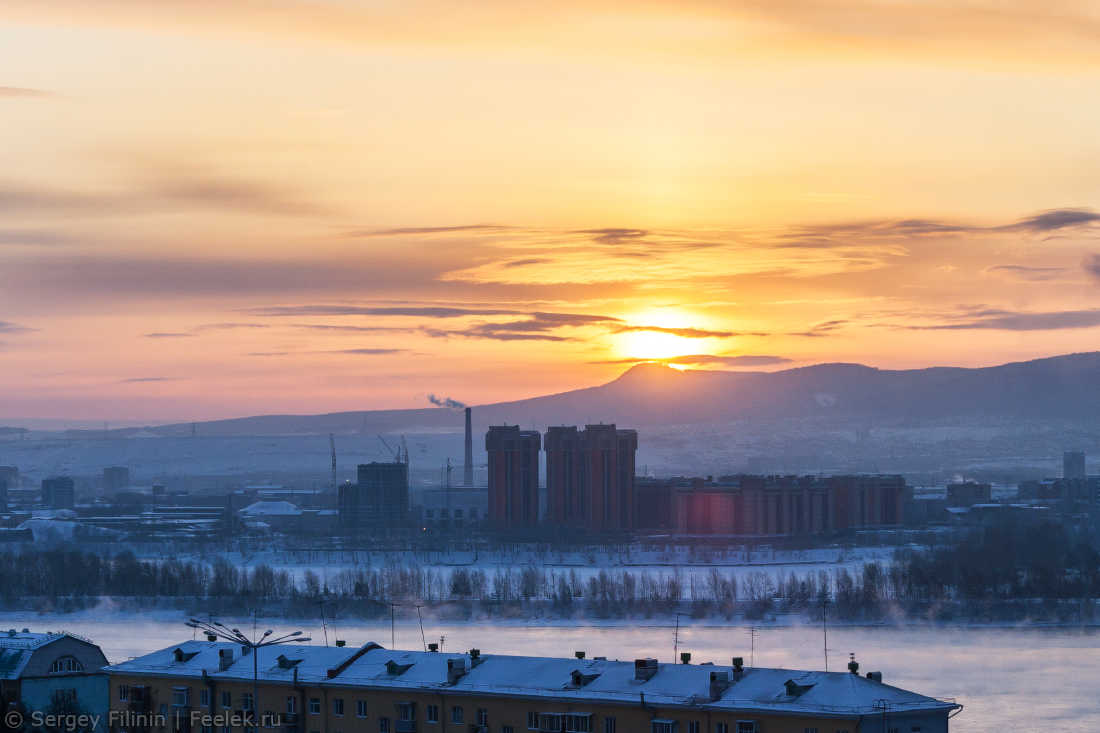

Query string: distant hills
[53,351,1100,439]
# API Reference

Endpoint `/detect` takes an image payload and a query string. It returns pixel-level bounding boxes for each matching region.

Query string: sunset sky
[3,0,1100,423]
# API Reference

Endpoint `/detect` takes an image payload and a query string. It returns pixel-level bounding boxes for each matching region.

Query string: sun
[619,330,695,361]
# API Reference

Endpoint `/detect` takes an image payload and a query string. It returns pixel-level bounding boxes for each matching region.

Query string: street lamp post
[186,619,311,732]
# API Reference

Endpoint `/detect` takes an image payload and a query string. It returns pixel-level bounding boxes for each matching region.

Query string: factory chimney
[464,407,474,486]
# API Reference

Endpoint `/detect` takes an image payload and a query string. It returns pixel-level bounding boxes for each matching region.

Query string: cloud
[1008,208,1100,233]
[339,225,506,238]
[428,393,466,409]
[984,264,1072,281]
[0,87,57,98]
[245,304,537,318]
[193,322,271,331]
[1084,253,1100,282]
[611,325,738,338]
[0,321,32,334]
[143,332,194,338]
[578,228,650,244]
[120,377,173,382]
[912,308,1100,331]
[0,170,328,219]
[792,319,849,337]
[325,348,407,354]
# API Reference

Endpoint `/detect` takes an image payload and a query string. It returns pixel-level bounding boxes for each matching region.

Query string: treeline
[1,514,1097,622]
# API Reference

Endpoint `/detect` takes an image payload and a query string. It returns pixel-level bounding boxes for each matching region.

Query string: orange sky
[2,0,1100,421]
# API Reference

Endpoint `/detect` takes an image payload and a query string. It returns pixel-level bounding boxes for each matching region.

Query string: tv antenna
[673,613,683,663]
[747,626,759,667]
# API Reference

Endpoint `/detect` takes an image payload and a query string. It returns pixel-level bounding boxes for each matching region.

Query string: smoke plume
[428,393,467,409]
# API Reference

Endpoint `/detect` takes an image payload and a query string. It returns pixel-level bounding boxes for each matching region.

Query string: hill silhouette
[73,351,1100,438]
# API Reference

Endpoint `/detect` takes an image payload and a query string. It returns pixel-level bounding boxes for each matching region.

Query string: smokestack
[464,407,474,486]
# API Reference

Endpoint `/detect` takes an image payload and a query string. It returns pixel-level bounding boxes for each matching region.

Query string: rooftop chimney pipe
[464,407,474,486]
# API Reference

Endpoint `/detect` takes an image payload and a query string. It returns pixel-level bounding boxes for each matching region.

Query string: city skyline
[3,1,1100,421]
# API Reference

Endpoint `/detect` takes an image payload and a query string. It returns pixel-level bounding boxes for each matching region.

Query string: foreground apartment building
[105,640,958,733]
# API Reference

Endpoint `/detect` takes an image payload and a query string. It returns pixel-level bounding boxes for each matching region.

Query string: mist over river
[2,613,1093,733]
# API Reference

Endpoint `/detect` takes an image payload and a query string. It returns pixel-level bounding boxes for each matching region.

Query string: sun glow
[618,330,698,360]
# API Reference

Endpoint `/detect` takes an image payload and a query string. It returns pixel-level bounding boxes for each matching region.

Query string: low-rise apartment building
[105,640,958,733]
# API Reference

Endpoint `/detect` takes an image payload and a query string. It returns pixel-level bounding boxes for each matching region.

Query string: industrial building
[106,640,960,733]
[485,426,541,527]
[103,467,130,493]
[544,424,637,532]
[1064,450,1087,480]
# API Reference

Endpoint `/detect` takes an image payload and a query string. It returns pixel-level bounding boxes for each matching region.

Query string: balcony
[395,721,417,733]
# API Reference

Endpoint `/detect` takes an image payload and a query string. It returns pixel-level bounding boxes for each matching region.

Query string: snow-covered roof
[108,642,958,719]
[0,630,97,680]
[238,500,301,516]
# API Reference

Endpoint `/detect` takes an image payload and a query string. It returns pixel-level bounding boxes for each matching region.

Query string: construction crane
[378,435,409,465]
[329,433,337,492]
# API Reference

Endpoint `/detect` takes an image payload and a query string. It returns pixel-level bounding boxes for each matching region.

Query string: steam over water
[11,615,1095,732]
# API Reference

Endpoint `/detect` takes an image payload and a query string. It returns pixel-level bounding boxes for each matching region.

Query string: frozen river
[2,612,1094,732]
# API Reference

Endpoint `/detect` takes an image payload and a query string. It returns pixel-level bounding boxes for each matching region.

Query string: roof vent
[709,671,730,700]
[219,648,234,671]
[575,651,585,660]
[634,658,658,682]
[21,629,29,634]
[385,659,414,676]
[732,657,744,681]
[206,635,217,642]
[7,630,15,637]
[865,671,882,683]
[446,657,468,685]
[469,649,484,667]
[335,640,345,647]
[680,653,691,665]
[277,655,302,670]
[848,661,859,674]
[428,643,438,652]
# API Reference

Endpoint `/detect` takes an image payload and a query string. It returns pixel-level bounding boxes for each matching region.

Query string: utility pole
[673,613,682,663]
[822,595,831,672]
[748,626,759,667]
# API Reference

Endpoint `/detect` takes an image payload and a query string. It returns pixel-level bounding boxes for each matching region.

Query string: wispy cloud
[984,264,1072,281]
[119,377,173,382]
[1084,253,1100,282]
[0,321,33,334]
[143,332,193,338]
[338,225,506,238]
[611,325,739,338]
[323,348,407,354]
[909,308,1100,331]
[0,87,58,98]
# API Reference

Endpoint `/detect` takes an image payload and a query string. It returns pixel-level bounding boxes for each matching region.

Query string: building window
[333,699,344,717]
[49,656,84,673]
[397,704,415,722]
[200,690,210,708]
[426,706,438,724]
[66,689,77,702]
[477,709,488,726]
[717,726,728,733]
[221,692,232,709]
[119,686,130,702]
[527,713,538,730]
[379,718,390,733]
[425,509,434,519]
[287,697,297,715]
[309,699,321,715]
[540,715,563,733]
[201,726,212,733]
[221,726,230,733]
[604,718,616,733]
[243,694,255,712]
[804,729,818,733]
[451,707,463,725]
[688,724,700,733]
[564,714,591,732]
[357,701,367,718]
[172,688,191,707]
[455,509,464,519]
[503,728,514,733]
[651,722,678,733]
[736,723,758,733]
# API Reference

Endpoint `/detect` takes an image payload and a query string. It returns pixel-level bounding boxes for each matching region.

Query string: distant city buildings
[40,476,75,510]
[338,461,410,528]
[544,424,638,532]
[102,466,130,492]
[640,474,906,535]
[1064,450,1087,479]
[485,425,541,527]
